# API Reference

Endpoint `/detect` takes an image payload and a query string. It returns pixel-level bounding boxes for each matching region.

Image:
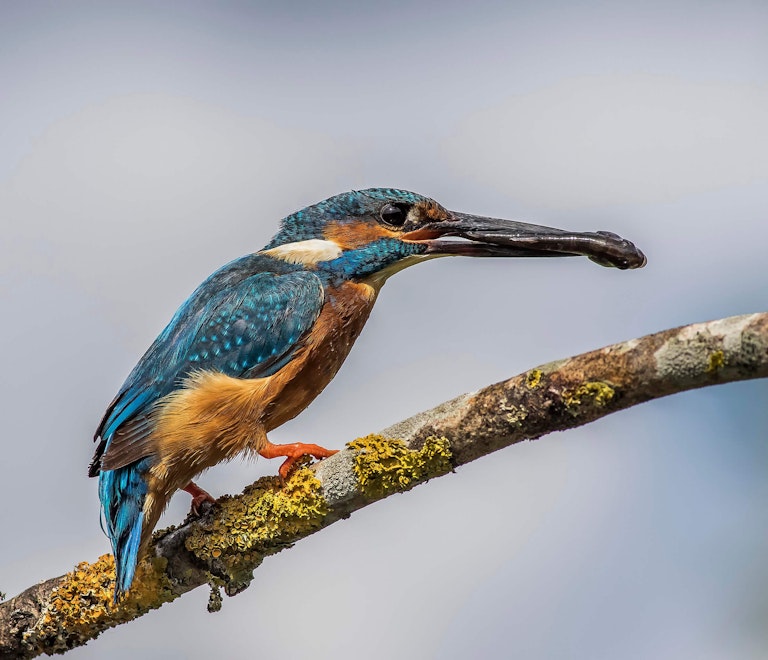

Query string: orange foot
[258,440,338,481]
[183,481,216,515]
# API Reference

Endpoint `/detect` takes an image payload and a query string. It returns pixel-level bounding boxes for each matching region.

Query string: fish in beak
[403,212,646,270]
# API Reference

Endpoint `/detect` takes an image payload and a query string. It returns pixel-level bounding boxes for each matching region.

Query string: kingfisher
[89,188,645,599]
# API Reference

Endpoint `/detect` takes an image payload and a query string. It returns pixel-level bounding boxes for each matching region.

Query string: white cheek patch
[263,239,343,266]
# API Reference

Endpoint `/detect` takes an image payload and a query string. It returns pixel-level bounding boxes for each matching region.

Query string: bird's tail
[98,457,153,600]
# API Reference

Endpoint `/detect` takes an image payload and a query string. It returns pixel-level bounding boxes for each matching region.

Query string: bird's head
[262,188,646,287]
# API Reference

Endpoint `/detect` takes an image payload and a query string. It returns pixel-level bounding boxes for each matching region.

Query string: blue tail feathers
[98,457,152,599]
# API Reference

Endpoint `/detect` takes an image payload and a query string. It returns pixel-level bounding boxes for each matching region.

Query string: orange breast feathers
[323,220,398,249]
[147,280,378,489]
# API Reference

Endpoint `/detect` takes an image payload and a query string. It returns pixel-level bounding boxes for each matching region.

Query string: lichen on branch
[3,312,768,659]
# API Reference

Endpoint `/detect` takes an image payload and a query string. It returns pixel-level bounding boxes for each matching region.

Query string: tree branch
[2,312,767,658]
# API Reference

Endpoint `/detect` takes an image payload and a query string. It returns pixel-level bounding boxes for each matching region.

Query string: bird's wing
[91,269,325,474]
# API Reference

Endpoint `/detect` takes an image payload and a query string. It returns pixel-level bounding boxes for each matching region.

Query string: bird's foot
[258,440,338,481]
[183,481,217,515]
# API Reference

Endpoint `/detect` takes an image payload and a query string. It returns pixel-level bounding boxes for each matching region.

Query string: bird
[89,188,646,599]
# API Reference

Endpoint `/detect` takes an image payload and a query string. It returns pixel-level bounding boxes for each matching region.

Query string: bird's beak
[401,212,646,270]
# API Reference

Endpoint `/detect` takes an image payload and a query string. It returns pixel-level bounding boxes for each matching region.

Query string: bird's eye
[380,203,408,227]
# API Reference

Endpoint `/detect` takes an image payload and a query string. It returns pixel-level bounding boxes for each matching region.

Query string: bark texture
[2,312,766,658]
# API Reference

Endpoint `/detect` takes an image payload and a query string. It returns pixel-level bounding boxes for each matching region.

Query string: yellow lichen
[22,440,454,650]
[348,434,453,501]
[707,350,725,373]
[562,381,615,415]
[25,553,175,654]
[526,369,542,389]
[184,467,328,586]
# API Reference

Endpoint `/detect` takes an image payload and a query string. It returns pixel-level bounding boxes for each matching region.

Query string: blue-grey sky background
[2,1,768,658]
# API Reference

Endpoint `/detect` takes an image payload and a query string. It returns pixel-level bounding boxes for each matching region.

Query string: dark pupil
[381,203,406,226]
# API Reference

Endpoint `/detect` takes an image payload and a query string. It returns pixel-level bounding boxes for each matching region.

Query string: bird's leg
[258,440,338,481]
[183,481,216,515]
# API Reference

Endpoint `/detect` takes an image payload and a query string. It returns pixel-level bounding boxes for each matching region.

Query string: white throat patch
[263,239,343,266]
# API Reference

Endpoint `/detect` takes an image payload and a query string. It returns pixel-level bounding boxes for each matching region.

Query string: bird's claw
[183,482,217,516]
[259,441,338,482]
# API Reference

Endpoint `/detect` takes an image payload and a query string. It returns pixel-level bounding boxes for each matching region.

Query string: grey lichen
[207,584,223,613]
[314,450,359,507]
[654,313,760,381]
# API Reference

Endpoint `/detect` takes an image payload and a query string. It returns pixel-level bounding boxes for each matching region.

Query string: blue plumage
[319,238,425,282]
[91,187,645,601]
[96,260,322,445]
[98,457,151,596]
[266,188,430,248]
[92,259,325,598]
[93,189,434,599]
